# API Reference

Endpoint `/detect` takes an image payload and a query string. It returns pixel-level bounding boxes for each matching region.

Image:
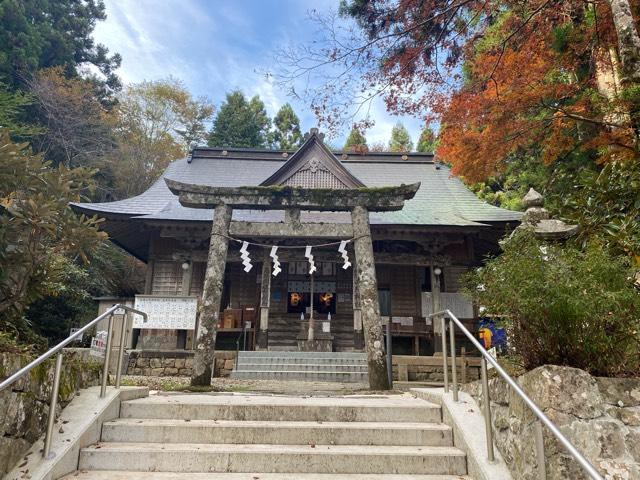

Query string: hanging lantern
[270,245,281,276]
[338,240,351,270]
[305,245,316,274]
[240,241,253,272]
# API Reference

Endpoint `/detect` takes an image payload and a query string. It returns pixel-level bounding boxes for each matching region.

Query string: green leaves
[0,128,105,324]
[466,230,640,376]
[207,90,271,148]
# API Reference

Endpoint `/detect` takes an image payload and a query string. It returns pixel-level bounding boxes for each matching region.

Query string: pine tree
[207,90,270,148]
[270,103,302,150]
[388,122,413,152]
[416,125,438,153]
[344,127,367,152]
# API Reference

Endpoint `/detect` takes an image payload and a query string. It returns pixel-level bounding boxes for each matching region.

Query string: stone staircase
[61,393,472,479]
[230,351,369,383]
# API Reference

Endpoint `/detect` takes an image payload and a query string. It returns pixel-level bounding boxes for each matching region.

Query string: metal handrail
[431,309,603,480]
[0,303,147,459]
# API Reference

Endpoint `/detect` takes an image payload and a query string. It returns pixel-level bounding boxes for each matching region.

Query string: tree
[466,229,640,376]
[0,128,106,329]
[0,81,40,139]
[388,122,413,152]
[0,0,121,92]
[110,78,214,198]
[281,1,640,173]
[26,67,116,170]
[416,125,438,153]
[344,127,367,152]
[207,90,270,148]
[269,103,302,149]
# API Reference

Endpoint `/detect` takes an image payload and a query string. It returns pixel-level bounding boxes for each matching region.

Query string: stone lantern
[519,188,579,240]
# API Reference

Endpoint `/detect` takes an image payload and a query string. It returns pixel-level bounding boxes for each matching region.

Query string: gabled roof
[260,129,365,189]
[72,147,522,228]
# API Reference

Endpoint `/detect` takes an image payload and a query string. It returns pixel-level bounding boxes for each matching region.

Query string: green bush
[465,230,640,377]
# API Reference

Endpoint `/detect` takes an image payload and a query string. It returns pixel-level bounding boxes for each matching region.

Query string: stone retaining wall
[462,365,640,480]
[126,350,237,378]
[0,350,102,475]
[392,355,481,383]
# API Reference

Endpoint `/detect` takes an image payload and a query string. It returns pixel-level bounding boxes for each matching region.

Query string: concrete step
[237,357,368,366]
[230,370,369,382]
[238,352,367,360]
[102,419,453,446]
[78,443,467,475]
[235,363,369,372]
[119,394,442,423]
[62,471,473,479]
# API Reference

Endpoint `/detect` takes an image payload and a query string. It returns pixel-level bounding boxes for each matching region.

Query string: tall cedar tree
[388,122,413,152]
[208,90,270,148]
[270,103,303,149]
[344,127,368,152]
[416,126,438,153]
[0,0,121,92]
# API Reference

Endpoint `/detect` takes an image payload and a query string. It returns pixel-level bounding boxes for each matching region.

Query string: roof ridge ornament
[303,127,325,143]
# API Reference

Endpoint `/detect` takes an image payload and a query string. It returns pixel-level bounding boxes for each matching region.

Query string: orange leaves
[435,2,640,182]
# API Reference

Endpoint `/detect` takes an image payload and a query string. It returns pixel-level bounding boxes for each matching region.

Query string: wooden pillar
[191,204,232,386]
[352,260,364,349]
[257,251,270,350]
[351,205,389,390]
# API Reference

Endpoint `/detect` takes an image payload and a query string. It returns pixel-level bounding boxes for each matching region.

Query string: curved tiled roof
[72,147,521,227]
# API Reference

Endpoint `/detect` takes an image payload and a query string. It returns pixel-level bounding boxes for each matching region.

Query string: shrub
[465,229,640,377]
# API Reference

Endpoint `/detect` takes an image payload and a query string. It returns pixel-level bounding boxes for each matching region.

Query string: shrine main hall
[73,130,520,359]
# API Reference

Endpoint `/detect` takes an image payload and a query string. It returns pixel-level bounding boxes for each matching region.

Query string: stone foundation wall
[392,355,481,383]
[126,350,236,378]
[0,349,102,475]
[462,365,640,480]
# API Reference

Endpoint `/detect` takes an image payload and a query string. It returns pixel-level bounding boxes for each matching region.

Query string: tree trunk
[608,0,640,86]
[351,206,390,390]
[191,204,232,386]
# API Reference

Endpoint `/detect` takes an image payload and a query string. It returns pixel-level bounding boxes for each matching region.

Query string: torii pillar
[351,206,387,390]
[191,204,232,385]
[165,179,419,390]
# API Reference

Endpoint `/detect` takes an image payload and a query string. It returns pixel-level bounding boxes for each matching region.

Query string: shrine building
[73,130,520,363]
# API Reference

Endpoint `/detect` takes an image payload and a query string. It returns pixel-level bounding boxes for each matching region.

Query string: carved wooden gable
[261,129,365,189]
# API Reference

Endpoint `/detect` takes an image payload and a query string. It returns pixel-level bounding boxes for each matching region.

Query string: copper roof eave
[165,178,420,212]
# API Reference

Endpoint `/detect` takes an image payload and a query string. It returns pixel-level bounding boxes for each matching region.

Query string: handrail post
[535,421,547,480]
[115,311,128,389]
[440,315,449,392]
[448,316,458,402]
[386,319,393,389]
[100,314,114,398]
[480,356,495,462]
[43,352,63,459]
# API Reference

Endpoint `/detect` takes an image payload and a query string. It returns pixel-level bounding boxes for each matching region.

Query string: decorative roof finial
[303,128,325,143]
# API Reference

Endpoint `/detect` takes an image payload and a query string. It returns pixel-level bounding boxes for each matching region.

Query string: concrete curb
[5,385,148,480]
[411,387,513,480]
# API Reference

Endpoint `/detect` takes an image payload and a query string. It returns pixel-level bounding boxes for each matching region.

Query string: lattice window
[151,261,183,295]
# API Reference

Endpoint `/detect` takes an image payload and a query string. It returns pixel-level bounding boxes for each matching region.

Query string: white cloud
[93,0,426,147]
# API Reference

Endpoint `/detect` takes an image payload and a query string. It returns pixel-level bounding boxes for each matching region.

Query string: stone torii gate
[166,173,418,391]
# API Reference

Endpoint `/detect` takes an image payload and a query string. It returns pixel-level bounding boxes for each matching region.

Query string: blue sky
[93,0,425,146]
